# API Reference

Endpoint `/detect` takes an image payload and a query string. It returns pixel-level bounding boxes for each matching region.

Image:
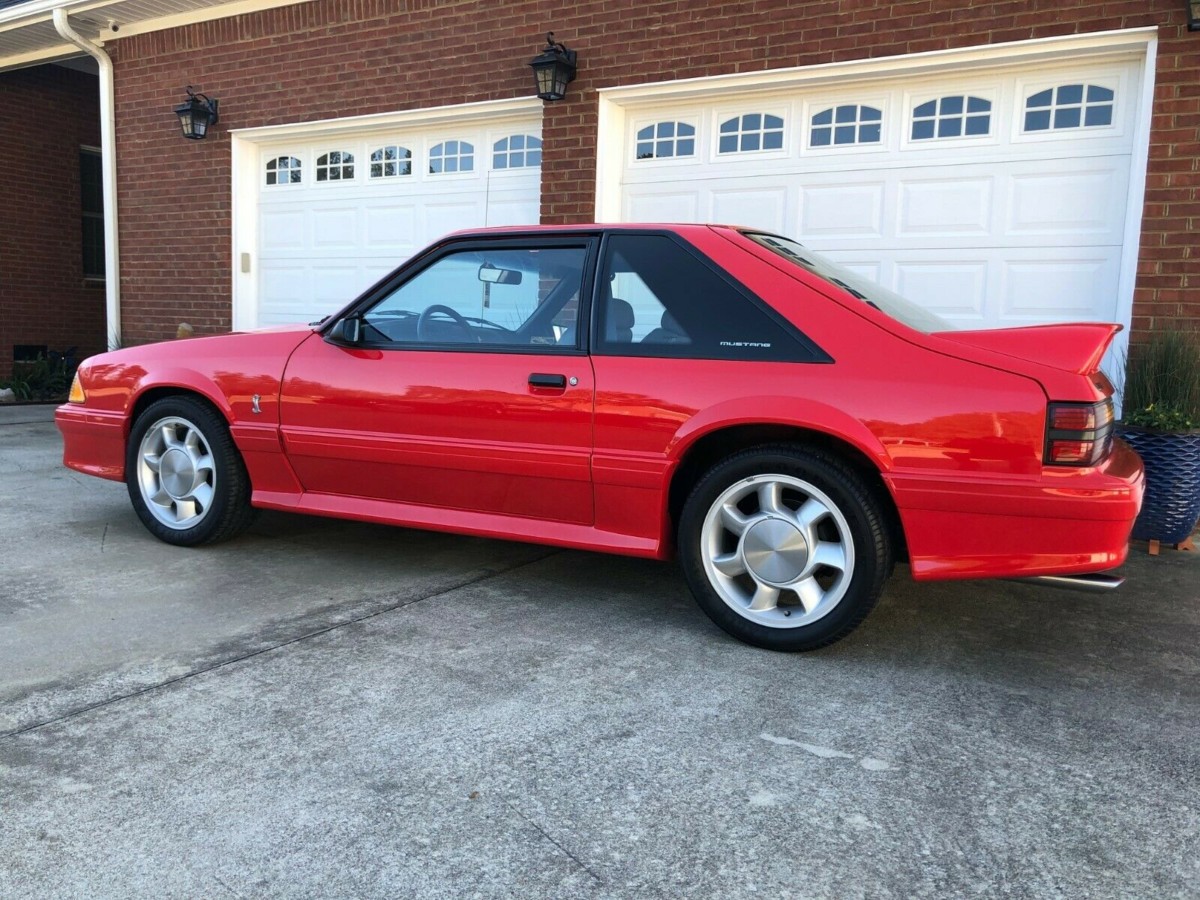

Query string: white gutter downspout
[52,9,120,349]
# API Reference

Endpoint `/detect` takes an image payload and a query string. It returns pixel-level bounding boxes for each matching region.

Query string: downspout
[53,9,120,349]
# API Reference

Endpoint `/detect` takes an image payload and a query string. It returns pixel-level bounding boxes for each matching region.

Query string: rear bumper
[888,439,1145,581]
[55,404,126,482]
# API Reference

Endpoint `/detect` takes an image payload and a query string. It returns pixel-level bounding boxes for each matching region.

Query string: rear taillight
[1045,399,1114,467]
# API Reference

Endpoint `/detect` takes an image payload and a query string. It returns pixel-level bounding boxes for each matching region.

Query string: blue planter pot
[1117,427,1200,544]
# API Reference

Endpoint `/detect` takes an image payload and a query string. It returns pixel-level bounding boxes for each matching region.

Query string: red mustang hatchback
[57,225,1143,650]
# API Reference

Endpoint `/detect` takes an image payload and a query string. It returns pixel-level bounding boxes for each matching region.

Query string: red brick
[0,66,105,378]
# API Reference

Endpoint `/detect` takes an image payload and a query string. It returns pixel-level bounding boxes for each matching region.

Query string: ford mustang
[57,224,1144,651]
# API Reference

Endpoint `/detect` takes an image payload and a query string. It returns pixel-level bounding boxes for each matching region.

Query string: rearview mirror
[478,263,522,285]
[329,316,362,344]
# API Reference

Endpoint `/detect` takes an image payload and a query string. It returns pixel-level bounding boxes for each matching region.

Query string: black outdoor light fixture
[529,32,577,101]
[1189,0,1200,31]
[174,86,220,140]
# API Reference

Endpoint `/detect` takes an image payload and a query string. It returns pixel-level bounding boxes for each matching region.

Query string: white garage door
[616,51,1149,331]
[246,111,541,327]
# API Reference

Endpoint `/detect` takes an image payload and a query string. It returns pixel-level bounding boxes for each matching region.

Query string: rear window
[745,232,952,334]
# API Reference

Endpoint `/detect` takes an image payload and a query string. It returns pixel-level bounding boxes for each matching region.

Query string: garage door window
[810,105,883,147]
[636,122,696,160]
[718,114,784,154]
[316,151,355,182]
[911,96,991,140]
[369,146,412,178]
[265,156,302,185]
[493,135,542,169]
[1024,84,1115,132]
[430,140,474,174]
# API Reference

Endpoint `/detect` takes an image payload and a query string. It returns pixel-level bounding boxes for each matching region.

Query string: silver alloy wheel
[136,415,218,530]
[699,474,856,629]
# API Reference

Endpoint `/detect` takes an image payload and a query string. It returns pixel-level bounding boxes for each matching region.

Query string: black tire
[125,395,256,546]
[678,444,892,651]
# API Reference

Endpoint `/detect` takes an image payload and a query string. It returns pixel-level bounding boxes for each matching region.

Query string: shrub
[1120,329,1200,433]
[0,351,79,402]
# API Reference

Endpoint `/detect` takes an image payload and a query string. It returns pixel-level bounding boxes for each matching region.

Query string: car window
[744,232,952,334]
[362,246,587,349]
[595,234,819,361]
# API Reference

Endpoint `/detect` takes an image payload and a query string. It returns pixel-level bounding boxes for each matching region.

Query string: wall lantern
[173,86,220,140]
[529,32,577,101]
[1190,0,1200,31]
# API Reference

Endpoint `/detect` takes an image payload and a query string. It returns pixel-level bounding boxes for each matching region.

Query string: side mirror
[330,316,361,344]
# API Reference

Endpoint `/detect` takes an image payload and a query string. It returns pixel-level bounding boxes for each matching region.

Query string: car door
[279,237,596,525]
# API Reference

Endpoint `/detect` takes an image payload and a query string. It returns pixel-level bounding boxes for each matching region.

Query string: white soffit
[0,0,307,71]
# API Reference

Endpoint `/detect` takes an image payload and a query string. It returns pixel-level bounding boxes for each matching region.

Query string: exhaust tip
[1014,572,1125,593]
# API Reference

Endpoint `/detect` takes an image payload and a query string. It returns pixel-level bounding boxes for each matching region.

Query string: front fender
[127,368,237,422]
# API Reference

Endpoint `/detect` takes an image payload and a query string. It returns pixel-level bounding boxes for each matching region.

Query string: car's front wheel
[679,445,892,651]
[125,395,255,546]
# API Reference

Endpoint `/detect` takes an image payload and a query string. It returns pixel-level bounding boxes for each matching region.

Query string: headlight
[68,371,86,403]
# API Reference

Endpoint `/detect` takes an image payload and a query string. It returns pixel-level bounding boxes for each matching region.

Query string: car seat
[606,297,635,343]
[641,310,690,345]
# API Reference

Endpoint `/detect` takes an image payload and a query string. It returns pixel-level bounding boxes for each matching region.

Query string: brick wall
[0,65,103,379]
[110,0,1198,344]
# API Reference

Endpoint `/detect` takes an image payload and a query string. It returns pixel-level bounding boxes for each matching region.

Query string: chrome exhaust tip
[1013,572,1125,593]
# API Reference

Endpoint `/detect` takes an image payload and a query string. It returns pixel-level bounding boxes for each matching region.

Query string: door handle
[528,373,567,389]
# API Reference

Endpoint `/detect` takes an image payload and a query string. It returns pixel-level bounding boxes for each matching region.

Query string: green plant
[1119,329,1200,433]
[0,372,32,400]
[1,352,78,402]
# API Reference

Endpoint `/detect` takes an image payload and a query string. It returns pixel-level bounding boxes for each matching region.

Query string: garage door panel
[897,178,993,237]
[260,209,306,250]
[1000,253,1122,322]
[259,262,311,326]
[710,187,788,233]
[364,205,418,253]
[625,190,701,223]
[310,264,365,307]
[895,260,989,320]
[1006,166,1128,239]
[799,183,885,238]
[484,187,541,227]
[311,207,359,249]
[423,200,484,238]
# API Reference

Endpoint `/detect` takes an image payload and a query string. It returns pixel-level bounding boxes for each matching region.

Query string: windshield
[744,232,952,334]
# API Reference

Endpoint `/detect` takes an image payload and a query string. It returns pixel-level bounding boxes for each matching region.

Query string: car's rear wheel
[125,396,255,546]
[679,445,892,651]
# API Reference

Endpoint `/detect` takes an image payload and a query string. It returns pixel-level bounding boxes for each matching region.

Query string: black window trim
[80,147,105,282]
[322,233,601,357]
[589,228,832,364]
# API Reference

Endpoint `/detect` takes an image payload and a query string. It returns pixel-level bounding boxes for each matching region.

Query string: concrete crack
[0,550,560,741]
[503,799,603,884]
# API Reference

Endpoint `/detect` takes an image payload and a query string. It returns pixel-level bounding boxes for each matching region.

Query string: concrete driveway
[1,404,1197,898]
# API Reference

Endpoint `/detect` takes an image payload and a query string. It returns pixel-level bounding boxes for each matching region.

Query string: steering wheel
[416,304,476,342]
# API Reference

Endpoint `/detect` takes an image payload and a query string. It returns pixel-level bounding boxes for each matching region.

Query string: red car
[57,224,1143,651]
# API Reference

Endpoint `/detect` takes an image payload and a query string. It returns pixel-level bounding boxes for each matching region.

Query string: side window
[596,234,816,361]
[361,246,587,350]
